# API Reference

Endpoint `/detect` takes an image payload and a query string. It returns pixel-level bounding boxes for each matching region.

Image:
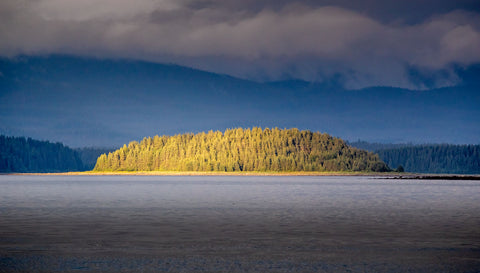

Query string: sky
[1,0,479,147]
[1,0,480,89]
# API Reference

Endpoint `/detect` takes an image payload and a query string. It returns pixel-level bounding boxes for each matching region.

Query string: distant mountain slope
[94,128,390,172]
[1,55,479,147]
[0,135,83,173]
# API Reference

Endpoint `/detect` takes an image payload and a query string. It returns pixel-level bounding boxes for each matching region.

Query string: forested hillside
[94,128,390,172]
[376,145,480,174]
[0,135,83,172]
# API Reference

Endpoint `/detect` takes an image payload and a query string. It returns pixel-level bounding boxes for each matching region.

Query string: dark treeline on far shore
[377,145,480,174]
[0,135,115,173]
[349,141,480,174]
[0,135,83,173]
[93,128,390,172]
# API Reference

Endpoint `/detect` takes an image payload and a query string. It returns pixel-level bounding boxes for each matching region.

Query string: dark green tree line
[0,135,83,172]
[94,128,390,172]
[376,144,480,174]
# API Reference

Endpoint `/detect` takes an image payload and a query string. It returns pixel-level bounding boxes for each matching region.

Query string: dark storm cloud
[1,0,479,88]
[185,0,480,23]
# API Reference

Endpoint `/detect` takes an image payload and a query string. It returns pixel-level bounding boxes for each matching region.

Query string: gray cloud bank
[1,0,480,89]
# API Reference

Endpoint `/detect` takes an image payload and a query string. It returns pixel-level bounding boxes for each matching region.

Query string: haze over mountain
[1,55,479,147]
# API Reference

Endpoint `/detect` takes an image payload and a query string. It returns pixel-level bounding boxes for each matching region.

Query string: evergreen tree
[376,144,480,174]
[94,128,390,172]
[0,135,83,173]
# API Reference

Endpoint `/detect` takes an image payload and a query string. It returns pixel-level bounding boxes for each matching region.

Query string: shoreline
[387,174,480,180]
[4,171,382,176]
[2,171,479,179]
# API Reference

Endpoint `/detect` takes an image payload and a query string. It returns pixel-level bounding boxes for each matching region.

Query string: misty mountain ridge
[1,55,479,147]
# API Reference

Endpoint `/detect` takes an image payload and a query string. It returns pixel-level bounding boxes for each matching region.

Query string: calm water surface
[0,175,479,272]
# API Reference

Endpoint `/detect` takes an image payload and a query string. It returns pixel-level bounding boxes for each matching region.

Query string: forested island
[93,128,390,172]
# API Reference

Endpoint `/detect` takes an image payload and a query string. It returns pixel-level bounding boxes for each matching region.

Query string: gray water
[0,175,479,272]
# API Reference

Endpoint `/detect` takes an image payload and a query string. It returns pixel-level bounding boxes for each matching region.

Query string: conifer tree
[93,128,390,172]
